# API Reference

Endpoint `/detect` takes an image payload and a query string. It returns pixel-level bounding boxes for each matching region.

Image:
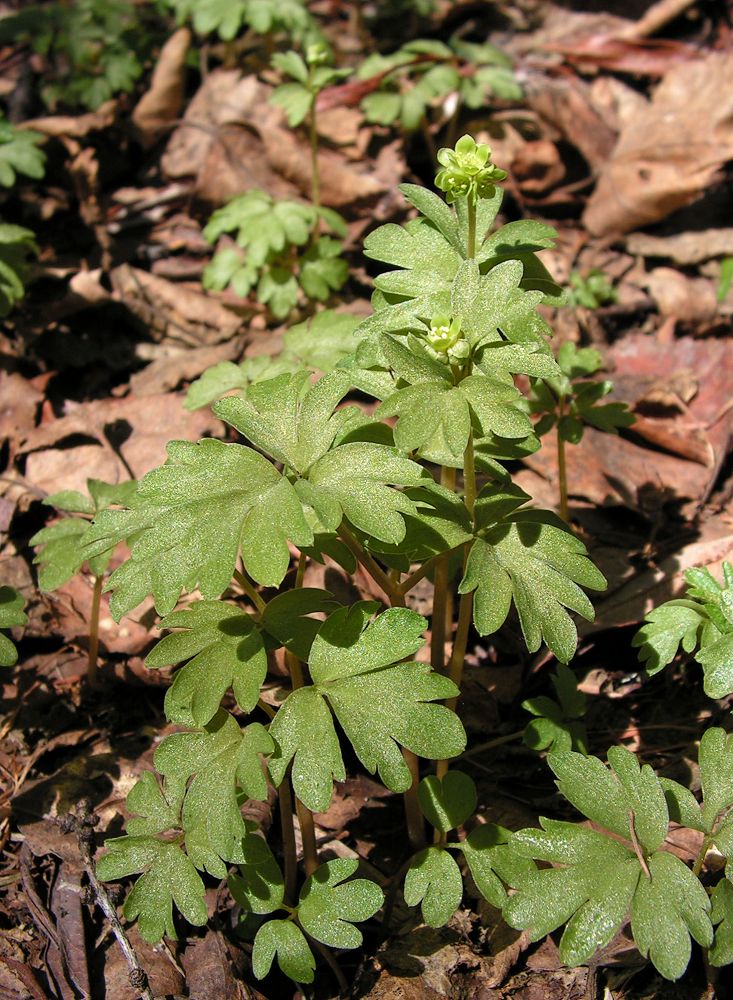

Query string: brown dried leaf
[132,28,191,149]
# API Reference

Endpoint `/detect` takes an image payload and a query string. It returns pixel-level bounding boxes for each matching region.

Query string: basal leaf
[252,919,315,983]
[298,858,383,948]
[229,833,285,915]
[404,847,463,927]
[417,771,477,833]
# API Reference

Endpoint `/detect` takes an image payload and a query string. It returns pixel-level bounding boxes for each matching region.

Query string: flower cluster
[435,134,507,204]
[424,314,469,365]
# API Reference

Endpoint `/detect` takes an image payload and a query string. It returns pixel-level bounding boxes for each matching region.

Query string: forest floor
[1,0,733,997]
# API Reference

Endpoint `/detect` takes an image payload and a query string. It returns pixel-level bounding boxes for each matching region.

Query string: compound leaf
[298,859,383,948]
[145,601,267,726]
[418,771,477,833]
[96,836,207,942]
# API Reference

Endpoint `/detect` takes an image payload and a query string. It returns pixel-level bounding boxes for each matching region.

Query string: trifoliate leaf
[269,606,465,810]
[505,819,640,966]
[204,190,314,265]
[549,747,669,853]
[633,601,709,676]
[84,439,313,616]
[417,771,477,833]
[523,664,587,754]
[0,586,26,666]
[228,833,285,915]
[215,370,352,474]
[298,859,383,948]
[710,879,733,967]
[630,850,712,981]
[404,847,463,927]
[154,710,274,876]
[460,510,606,662]
[96,836,207,942]
[145,601,267,726]
[252,919,315,983]
[270,81,312,126]
[299,236,348,300]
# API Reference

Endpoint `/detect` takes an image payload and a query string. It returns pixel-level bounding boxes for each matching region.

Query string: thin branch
[628,810,651,880]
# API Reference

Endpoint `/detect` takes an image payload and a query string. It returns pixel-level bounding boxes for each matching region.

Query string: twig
[627,810,651,880]
[59,800,155,1000]
[616,0,698,39]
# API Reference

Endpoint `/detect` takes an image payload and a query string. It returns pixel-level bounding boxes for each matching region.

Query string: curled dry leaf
[132,28,191,149]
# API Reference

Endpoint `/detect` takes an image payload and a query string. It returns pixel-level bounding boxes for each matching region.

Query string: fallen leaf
[132,28,191,149]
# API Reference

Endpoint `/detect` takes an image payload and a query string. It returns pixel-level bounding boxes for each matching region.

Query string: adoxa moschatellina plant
[86,134,624,986]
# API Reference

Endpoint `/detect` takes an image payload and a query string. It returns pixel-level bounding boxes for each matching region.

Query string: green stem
[338,523,402,604]
[279,779,298,906]
[467,197,477,260]
[392,584,426,849]
[557,397,569,522]
[87,574,103,688]
[693,834,712,877]
[285,551,319,875]
[234,568,266,615]
[309,89,321,243]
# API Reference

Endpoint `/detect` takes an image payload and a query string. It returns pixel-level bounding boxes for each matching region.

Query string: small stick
[59,800,155,1000]
[628,810,651,880]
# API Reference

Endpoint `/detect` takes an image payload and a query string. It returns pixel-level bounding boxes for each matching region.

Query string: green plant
[79,135,611,988]
[203,189,348,318]
[359,38,521,156]
[567,267,618,309]
[0,587,26,667]
[0,118,46,188]
[522,663,588,754]
[0,224,39,317]
[0,0,148,110]
[717,257,733,303]
[528,341,635,520]
[634,562,733,699]
[165,0,315,43]
[31,478,136,685]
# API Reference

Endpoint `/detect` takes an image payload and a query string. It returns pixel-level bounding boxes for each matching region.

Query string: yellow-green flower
[435,134,507,204]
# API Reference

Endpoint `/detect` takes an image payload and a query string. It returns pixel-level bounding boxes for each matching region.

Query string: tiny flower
[427,314,462,355]
[435,134,508,204]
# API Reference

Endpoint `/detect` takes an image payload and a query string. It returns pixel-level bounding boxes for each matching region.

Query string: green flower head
[425,314,469,365]
[435,134,507,204]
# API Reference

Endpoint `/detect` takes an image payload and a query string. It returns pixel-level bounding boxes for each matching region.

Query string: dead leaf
[132,28,191,149]
[110,264,244,346]
[129,338,245,396]
[584,51,733,235]
[0,373,43,456]
[524,74,616,171]
[644,267,718,321]
[626,228,733,266]
[21,100,118,138]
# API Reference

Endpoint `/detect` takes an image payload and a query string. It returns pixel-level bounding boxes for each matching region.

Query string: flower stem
[87,574,103,688]
[557,398,569,522]
[234,568,266,615]
[467,197,477,260]
[279,778,299,906]
[391,584,425,849]
[431,466,456,677]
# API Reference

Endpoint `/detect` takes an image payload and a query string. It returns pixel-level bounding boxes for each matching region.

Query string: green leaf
[630,851,712,981]
[632,600,706,676]
[252,919,316,983]
[146,601,267,726]
[0,223,38,316]
[270,606,465,810]
[125,772,182,837]
[398,183,462,253]
[270,81,312,126]
[0,586,26,666]
[299,236,348,300]
[460,511,606,662]
[658,778,704,832]
[215,369,352,474]
[404,847,463,927]
[261,588,340,660]
[549,747,669,853]
[523,664,587,754]
[461,823,532,907]
[696,634,733,699]
[228,833,285,915]
[505,819,640,966]
[362,91,402,125]
[0,119,45,186]
[31,518,89,591]
[154,710,274,877]
[699,728,733,833]
[268,685,345,812]
[298,858,383,948]
[710,879,733,966]
[85,439,313,616]
[417,771,477,833]
[284,309,364,372]
[96,836,207,942]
